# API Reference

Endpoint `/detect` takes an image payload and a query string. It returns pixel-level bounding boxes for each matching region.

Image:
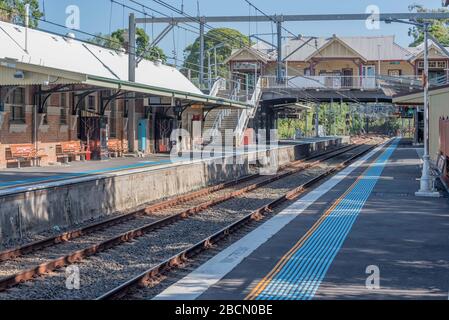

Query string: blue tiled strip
[255,139,399,300]
[0,159,174,188]
[0,146,273,190]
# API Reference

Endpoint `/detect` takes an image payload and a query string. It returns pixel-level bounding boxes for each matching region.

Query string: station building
[225,35,449,88]
[393,85,449,183]
[0,20,248,169]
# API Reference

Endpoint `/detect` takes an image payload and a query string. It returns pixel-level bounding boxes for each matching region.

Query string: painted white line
[154,141,389,300]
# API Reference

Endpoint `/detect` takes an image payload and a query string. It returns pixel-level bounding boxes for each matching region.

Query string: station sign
[278,113,300,119]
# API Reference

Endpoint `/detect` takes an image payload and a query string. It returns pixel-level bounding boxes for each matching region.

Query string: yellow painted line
[245,146,384,300]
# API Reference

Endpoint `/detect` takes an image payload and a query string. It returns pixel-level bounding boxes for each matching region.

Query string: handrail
[235,77,262,145]
[209,77,226,97]
[261,75,384,90]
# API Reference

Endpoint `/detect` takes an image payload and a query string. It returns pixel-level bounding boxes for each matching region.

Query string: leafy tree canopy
[90,28,167,63]
[0,0,42,28]
[408,4,449,46]
[183,28,251,80]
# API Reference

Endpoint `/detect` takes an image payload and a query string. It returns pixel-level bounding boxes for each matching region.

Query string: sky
[38,0,446,67]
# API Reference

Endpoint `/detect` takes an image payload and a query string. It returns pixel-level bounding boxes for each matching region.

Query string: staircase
[204,78,262,145]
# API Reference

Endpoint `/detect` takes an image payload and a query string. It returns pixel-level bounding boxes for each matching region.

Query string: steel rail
[0,143,356,263]
[96,141,383,300]
[0,143,362,291]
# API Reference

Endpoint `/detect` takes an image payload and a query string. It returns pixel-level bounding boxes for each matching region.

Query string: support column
[414,107,419,144]
[276,18,283,83]
[128,13,137,152]
[305,111,308,137]
[199,19,205,89]
[315,104,320,138]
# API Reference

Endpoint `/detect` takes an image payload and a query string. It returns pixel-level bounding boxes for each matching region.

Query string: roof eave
[85,75,251,109]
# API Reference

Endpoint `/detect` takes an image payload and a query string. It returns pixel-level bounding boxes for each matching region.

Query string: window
[60,107,68,125]
[388,69,402,77]
[88,95,96,110]
[418,60,448,69]
[10,105,25,124]
[13,87,25,104]
[6,87,25,105]
[60,93,67,107]
[9,87,26,124]
[437,61,447,69]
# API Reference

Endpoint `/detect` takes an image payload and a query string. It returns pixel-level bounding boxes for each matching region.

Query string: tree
[408,4,449,46]
[90,28,167,63]
[183,28,251,80]
[0,0,42,28]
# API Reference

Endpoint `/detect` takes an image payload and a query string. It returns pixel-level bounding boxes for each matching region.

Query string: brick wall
[0,86,131,169]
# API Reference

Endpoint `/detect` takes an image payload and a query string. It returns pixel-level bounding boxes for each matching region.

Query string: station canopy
[0,21,249,109]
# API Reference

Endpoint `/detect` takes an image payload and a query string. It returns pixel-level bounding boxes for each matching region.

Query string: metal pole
[128,13,136,82]
[24,4,30,52]
[414,107,419,144]
[276,18,283,83]
[214,46,218,79]
[208,51,212,90]
[128,13,137,152]
[199,20,205,89]
[417,23,439,196]
[315,104,320,138]
[305,111,308,137]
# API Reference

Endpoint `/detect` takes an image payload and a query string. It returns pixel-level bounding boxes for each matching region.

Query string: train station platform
[155,138,449,300]
[0,138,337,196]
[0,137,345,243]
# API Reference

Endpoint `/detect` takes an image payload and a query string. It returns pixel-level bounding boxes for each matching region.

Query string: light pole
[386,18,439,197]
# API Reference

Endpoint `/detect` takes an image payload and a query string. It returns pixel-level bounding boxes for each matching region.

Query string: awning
[0,60,250,109]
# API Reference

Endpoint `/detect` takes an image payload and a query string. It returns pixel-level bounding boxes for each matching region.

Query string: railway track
[97,139,385,300]
[0,138,383,300]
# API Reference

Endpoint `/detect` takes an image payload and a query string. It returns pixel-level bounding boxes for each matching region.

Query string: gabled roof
[282,37,328,61]
[224,46,272,64]
[339,36,412,61]
[242,35,414,63]
[407,39,449,61]
[291,36,411,62]
[302,36,367,62]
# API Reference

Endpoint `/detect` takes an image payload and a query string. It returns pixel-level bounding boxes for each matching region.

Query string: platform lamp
[386,18,439,197]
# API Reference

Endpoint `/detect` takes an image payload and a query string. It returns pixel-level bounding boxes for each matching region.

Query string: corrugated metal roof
[282,37,329,61]
[339,36,411,61]
[250,35,428,62]
[286,36,412,61]
[0,21,202,95]
[407,39,449,60]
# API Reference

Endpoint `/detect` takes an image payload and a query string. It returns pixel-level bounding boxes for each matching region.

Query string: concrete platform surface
[155,139,449,300]
[0,138,334,195]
